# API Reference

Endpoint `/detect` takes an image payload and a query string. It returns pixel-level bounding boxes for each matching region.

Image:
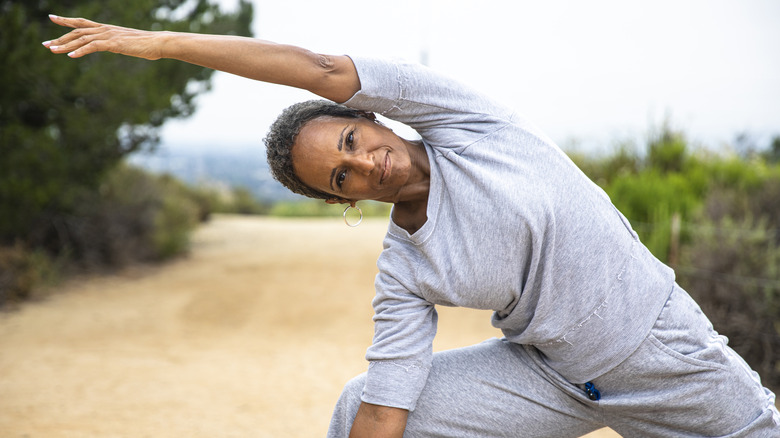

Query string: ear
[358,110,377,122]
[363,111,388,129]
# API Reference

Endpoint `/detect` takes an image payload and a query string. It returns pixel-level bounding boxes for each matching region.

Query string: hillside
[129,145,302,202]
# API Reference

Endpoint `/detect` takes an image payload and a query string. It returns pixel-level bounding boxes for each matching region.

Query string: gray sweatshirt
[343,57,675,411]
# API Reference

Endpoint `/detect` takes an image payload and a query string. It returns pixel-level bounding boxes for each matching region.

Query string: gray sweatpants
[328,286,780,437]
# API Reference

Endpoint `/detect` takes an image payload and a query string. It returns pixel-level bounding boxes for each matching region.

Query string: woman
[46,15,779,437]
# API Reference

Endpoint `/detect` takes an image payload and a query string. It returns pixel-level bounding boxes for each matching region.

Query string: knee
[340,373,365,406]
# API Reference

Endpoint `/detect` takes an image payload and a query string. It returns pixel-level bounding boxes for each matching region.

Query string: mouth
[379,152,390,184]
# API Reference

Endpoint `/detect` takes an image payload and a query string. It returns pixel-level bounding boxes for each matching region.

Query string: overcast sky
[157,0,780,155]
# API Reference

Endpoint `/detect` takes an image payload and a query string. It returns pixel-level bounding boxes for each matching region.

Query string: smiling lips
[380,152,390,184]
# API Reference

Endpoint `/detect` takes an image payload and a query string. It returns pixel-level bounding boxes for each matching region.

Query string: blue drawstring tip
[584,382,601,401]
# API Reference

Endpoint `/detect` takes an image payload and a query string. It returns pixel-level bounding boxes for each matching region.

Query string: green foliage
[60,163,202,267]
[0,163,203,305]
[150,174,201,259]
[216,187,271,215]
[0,244,56,306]
[766,136,780,164]
[647,125,688,173]
[680,197,780,389]
[569,124,780,388]
[706,156,776,191]
[607,170,700,260]
[269,200,392,218]
[573,125,705,261]
[0,0,253,250]
[568,142,641,188]
[0,0,252,305]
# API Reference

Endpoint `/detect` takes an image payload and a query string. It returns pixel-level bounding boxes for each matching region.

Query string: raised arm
[43,15,360,103]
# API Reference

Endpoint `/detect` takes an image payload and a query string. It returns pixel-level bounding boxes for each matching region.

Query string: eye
[346,130,354,149]
[336,170,346,189]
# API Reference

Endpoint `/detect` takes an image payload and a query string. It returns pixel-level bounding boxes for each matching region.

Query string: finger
[64,40,105,59]
[48,36,109,57]
[48,14,101,30]
[44,15,107,51]
[46,26,111,54]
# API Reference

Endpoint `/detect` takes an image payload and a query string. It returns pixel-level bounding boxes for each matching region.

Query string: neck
[387,139,430,234]
[394,139,430,204]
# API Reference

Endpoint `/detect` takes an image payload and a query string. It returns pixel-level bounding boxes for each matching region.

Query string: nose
[348,151,375,175]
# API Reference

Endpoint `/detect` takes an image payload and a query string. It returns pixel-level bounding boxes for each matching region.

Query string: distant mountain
[129,145,305,202]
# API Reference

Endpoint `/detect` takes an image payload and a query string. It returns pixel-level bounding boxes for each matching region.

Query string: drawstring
[584,382,601,401]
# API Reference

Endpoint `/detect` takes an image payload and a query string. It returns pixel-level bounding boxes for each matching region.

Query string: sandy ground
[0,215,619,437]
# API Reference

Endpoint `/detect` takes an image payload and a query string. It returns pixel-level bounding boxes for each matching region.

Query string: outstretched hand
[42,14,361,103]
[43,14,166,60]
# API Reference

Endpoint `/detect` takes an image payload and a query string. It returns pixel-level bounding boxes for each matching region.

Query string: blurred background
[1,0,779,435]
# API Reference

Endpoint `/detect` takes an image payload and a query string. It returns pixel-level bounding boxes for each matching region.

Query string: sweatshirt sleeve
[362,269,438,410]
[343,56,516,153]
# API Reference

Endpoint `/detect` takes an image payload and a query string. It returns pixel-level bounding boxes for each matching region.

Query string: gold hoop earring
[343,205,363,227]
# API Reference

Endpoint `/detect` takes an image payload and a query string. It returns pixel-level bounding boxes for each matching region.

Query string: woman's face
[291,116,413,204]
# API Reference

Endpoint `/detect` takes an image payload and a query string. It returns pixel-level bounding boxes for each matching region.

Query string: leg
[328,338,603,438]
[598,285,780,437]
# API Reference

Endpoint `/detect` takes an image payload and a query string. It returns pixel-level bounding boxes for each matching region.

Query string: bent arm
[44,15,360,103]
[349,402,408,438]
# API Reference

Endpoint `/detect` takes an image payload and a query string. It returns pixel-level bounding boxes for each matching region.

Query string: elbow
[317,53,337,72]
[310,53,361,103]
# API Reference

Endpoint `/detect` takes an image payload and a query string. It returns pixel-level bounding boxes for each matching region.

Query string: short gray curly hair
[264,100,374,200]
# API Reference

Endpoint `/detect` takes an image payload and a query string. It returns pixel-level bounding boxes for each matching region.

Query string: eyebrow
[329,125,350,192]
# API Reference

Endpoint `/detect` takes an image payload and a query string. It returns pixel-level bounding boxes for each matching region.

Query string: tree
[0,0,253,251]
[765,135,780,164]
[647,121,688,174]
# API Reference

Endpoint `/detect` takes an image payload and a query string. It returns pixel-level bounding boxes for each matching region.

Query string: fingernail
[67,51,76,58]
[49,45,59,50]
[49,14,58,19]
[42,41,52,47]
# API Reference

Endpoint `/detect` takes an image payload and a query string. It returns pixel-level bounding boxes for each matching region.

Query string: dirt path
[0,215,618,437]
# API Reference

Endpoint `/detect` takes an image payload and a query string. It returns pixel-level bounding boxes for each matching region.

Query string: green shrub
[569,127,780,387]
[58,163,202,268]
[269,200,392,218]
[1,163,209,307]
[0,244,38,306]
[679,213,780,389]
[765,136,780,164]
[152,179,199,259]
[0,244,60,307]
[215,187,270,215]
[270,200,342,217]
[167,178,218,222]
[675,171,780,389]
[568,142,640,188]
[647,127,688,173]
[606,170,701,261]
[706,156,771,191]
